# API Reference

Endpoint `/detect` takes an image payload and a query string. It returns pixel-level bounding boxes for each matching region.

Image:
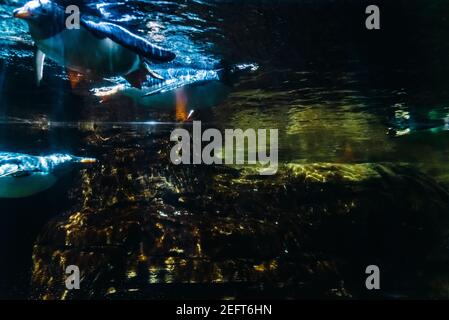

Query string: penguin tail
[124,62,164,89]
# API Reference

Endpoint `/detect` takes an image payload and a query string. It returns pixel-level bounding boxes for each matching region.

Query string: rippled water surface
[1,0,449,299]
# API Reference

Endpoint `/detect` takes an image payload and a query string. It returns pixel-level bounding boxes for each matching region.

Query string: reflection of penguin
[92,63,259,115]
[0,152,95,198]
[13,0,175,88]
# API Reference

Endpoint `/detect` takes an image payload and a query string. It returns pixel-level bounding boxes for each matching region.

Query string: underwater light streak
[0,118,181,127]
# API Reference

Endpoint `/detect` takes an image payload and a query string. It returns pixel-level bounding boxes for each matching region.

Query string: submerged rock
[30,135,449,299]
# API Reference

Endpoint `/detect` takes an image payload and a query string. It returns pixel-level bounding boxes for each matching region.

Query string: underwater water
[1,0,449,299]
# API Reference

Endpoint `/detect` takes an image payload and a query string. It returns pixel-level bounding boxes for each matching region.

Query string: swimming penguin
[13,0,176,88]
[91,63,259,117]
[0,152,96,198]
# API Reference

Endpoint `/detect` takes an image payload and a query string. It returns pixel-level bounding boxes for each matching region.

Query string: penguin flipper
[80,19,176,63]
[0,164,24,178]
[0,171,17,178]
[124,67,148,89]
[35,48,45,87]
[124,62,164,89]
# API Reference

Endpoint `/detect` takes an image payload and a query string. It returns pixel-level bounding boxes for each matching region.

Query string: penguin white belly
[121,81,231,110]
[0,174,58,198]
[37,26,140,77]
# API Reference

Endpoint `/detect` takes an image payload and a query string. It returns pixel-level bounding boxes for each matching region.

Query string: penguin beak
[13,8,31,19]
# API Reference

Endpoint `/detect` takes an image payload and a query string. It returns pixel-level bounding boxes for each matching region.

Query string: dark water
[1,0,449,299]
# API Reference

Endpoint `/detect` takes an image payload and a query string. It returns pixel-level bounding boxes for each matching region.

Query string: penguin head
[13,0,65,39]
[13,0,56,21]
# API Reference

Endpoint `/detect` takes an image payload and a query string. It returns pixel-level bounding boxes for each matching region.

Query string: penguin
[0,152,96,198]
[13,0,176,88]
[91,63,259,117]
